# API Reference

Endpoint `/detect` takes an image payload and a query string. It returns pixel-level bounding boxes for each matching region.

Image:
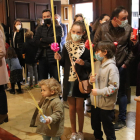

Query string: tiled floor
[0,86,137,140]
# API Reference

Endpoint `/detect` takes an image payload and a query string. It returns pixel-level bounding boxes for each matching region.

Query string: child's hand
[75,59,85,65]
[90,74,96,83]
[45,118,50,124]
[92,89,97,96]
[54,52,61,60]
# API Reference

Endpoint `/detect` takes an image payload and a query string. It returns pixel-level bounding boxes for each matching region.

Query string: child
[54,21,91,140]
[89,41,119,140]
[36,78,64,140]
[6,47,23,94]
[22,31,38,89]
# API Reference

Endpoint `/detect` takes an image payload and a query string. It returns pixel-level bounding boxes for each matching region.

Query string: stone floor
[0,86,137,140]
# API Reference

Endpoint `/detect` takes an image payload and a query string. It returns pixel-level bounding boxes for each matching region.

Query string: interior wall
[8,0,61,32]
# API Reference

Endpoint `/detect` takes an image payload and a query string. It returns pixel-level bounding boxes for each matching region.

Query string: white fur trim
[47,116,53,124]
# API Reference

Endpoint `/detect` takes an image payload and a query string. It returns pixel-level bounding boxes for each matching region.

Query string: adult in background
[12,20,28,67]
[92,14,110,38]
[0,24,9,124]
[34,9,62,81]
[55,14,67,51]
[93,6,135,130]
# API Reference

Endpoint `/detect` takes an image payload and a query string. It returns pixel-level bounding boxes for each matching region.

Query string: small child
[89,41,119,140]
[22,31,38,89]
[6,47,23,94]
[36,78,64,140]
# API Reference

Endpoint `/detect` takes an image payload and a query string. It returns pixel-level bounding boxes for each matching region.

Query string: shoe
[77,132,84,140]
[26,86,33,90]
[70,133,77,140]
[6,88,11,91]
[9,89,15,94]
[87,109,91,113]
[16,89,23,94]
[114,120,126,131]
[34,84,40,88]
[0,114,8,124]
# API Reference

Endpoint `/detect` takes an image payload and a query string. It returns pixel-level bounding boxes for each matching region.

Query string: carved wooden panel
[0,0,7,24]
[35,3,49,19]
[14,1,30,20]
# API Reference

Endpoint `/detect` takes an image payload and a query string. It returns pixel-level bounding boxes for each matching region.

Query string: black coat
[22,39,38,64]
[34,23,62,63]
[60,46,91,101]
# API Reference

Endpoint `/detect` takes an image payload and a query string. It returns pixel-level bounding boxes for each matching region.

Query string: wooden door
[61,4,73,33]
[0,0,7,25]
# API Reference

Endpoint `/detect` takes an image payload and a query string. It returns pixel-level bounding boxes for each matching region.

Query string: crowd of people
[0,5,140,140]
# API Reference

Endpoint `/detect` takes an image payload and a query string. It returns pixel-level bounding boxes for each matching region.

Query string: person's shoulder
[51,97,63,107]
[100,20,110,31]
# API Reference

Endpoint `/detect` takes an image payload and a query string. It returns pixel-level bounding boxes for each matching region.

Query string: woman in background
[0,23,9,124]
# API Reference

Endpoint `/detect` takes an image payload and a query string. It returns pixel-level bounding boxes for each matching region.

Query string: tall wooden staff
[83,17,96,108]
[50,0,60,82]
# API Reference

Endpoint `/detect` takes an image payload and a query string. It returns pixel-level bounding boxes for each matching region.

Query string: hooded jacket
[90,58,119,110]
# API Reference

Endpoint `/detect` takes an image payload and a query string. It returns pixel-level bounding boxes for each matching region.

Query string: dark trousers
[11,82,21,91]
[91,106,116,140]
[118,67,127,121]
[39,57,58,81]
[0,85,8,114]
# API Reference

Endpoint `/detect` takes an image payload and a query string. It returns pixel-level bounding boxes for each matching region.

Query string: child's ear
[51,90,55,95]
[103,50,107,56]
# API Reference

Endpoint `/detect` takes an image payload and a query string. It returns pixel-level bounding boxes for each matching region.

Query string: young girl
[54,21,91,140]
[89,41,119,140]
[6,47,23,94]
[36,78,64,140]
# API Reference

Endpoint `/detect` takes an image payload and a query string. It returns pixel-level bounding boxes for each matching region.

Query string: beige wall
[61,0,69,4]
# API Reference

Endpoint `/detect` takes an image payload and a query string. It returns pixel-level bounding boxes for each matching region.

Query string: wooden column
[134,96,140,140]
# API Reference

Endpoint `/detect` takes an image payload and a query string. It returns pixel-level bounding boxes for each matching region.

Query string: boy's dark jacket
[22,38,38,64]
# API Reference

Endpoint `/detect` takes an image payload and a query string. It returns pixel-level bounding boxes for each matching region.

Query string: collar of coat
[45,94,60,101]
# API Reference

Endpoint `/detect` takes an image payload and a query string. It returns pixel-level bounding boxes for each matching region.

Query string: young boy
[90,41,119,140]
[22,31,38,89]
[36,78,64,140]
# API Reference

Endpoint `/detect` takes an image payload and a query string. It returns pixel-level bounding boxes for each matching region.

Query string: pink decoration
[85,40,94,50]
[51,43,60,52]
[114,42,118,48]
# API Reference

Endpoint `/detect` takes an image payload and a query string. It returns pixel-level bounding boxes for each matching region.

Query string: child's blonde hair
[25,30,34,39]
[38,78,61,95]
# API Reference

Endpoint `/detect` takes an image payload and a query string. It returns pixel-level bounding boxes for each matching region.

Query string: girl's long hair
[66,21,88,42]
[7,47,17,59]
[0,23,6,43]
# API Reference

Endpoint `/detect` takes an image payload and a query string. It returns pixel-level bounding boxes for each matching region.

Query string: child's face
[95,50,107,57]
[41,85,54,97]
[71,25,84,36]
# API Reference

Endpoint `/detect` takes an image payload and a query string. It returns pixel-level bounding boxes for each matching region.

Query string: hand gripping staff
[50,0,60,82]
[83,17,96,108]
[27,89,51,129]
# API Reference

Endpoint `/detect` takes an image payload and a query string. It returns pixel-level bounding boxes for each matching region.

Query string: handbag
[69,57,92,94]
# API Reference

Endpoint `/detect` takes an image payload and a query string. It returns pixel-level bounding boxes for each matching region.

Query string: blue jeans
[27,63,38,86]
[118,67,127,121]
[39,57,58,81]
[42,135,60,140]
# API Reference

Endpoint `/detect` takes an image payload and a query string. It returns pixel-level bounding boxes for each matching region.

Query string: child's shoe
[16,89,23,94]
[34,84,40,88]
[9,89,15,94]
[70,133,77,140]
[26,85,33,90]
[77,132,84,140]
